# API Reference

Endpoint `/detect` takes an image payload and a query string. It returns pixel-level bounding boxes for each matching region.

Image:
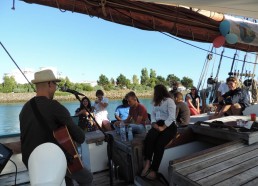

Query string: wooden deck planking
[0,169,134,186]
[0,171,30,186]
[177,142,258,175]
[197,156,258,185]
[170,139,258,186]
[241,177,258,186]
[214,166,258,186]
[187,148,258,181]
[170,140,245,170]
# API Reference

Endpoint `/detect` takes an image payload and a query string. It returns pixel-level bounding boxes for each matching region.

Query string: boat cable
[209,48,225,103]
[215,48,225,81]
[228,50,239,76]
[250,54,258,103]
[110,7,258,64]
[240,52,248,82]
[0,42,35,92]
[11,0,15,10]
[201,52,214,91]
[0,157,17,186]
[197,46,213,91]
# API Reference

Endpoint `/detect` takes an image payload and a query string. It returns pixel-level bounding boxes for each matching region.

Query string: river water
[0,98,153,136]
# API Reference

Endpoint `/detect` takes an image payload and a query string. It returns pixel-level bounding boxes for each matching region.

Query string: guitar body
[53,126,83,173]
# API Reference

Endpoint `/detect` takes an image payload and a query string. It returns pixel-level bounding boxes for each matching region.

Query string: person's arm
[114,107,122,120]
[115,115,122,120]
[114,114,131,126]
[186,95,198,112]
[150,106,160,130]
[164,98,176,127]
[99,97,109,108]
[151,106,156,124]
[134,104,147,124]
[196,98,200,113]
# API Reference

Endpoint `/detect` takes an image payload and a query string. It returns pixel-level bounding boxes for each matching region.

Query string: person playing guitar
[20,69,93,186]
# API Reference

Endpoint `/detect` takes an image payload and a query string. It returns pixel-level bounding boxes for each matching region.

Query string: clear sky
[1,1,257,87]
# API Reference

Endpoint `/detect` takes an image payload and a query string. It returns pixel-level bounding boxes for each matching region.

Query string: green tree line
[0,68,193,93]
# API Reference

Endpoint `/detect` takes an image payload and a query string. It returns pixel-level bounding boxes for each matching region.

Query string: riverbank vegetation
[0,68,193,102]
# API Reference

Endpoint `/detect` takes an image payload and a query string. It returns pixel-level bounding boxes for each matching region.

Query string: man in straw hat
[19,69,93,186]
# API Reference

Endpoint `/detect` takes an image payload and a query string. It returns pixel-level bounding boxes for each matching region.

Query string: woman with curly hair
[75,96,96,132]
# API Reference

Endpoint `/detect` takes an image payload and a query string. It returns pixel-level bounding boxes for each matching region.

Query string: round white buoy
[28,143,67,186]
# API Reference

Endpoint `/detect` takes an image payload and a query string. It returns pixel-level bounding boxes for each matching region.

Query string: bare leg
[141,160,151,176]
[210,105,232,119]
[102,120,112,131]
[231,103,242,115]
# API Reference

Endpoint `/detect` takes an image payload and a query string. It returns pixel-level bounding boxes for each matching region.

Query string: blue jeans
[112,123,145,134]
[128,124,145,134]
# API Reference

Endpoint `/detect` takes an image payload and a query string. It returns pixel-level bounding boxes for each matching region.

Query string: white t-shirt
[93,97,109,113]
[218,82,229,95]
[93,97,109,125]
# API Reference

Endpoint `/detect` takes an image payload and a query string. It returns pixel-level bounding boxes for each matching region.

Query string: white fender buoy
[28,143,67,186]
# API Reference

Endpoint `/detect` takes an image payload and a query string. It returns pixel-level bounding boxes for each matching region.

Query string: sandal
[145,170,157,180]
[141,168,151,177]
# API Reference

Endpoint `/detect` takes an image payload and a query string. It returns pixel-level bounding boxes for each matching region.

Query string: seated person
[114,91,148,134]
[75,96,96,132]
[210,76,250,119]
[92,90,112,131]
[185,86,200,115]
[114,98,130,121]
[174,92,190,127]
[169,81,179,100]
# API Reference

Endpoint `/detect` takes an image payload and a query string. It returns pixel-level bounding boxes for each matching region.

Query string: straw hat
[31,69,61,84]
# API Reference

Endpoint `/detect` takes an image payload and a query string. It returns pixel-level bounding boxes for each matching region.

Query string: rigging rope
[0,42,35,91]
[210,48,217,77]
[240,52,248,81]
[196,46,213,90]
[229,50,239,76]
[208,49,225,103]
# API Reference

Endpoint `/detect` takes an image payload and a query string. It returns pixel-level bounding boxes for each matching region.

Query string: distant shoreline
[0,90,153,103]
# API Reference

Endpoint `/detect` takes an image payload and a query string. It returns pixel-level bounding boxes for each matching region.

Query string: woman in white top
[141,84,177,180]
[92,90,112,131]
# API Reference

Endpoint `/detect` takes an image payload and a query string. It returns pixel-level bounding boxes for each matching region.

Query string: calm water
[0,98,152,136]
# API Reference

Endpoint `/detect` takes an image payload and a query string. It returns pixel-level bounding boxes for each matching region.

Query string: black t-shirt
[19,96,85,167]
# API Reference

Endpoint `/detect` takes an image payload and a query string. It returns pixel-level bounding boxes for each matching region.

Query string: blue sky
[1,1,257,86]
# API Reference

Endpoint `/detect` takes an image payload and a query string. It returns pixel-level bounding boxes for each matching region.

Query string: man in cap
[19,69,93,186]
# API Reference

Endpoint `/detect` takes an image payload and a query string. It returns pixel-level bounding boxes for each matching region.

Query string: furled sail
[21,0,258,52]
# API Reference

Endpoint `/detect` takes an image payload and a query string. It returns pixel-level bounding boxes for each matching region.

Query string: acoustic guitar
[53,125,83,173]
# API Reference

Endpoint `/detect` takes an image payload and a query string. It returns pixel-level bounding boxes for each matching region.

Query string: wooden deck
[0,170,135,186]
[170,140,258,185]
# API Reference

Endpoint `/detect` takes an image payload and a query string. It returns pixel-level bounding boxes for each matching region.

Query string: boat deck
[170,140,258,185]
[0,154,134,186]
[0,169,134,186]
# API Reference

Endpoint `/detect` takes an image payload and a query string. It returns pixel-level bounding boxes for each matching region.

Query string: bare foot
[145,170,157,180]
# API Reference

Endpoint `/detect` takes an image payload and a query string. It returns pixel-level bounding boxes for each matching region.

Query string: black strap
[29,97,74,163]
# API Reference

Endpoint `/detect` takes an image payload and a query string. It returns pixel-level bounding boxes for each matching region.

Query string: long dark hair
[80,96,92,112]
[153,84,171,106]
